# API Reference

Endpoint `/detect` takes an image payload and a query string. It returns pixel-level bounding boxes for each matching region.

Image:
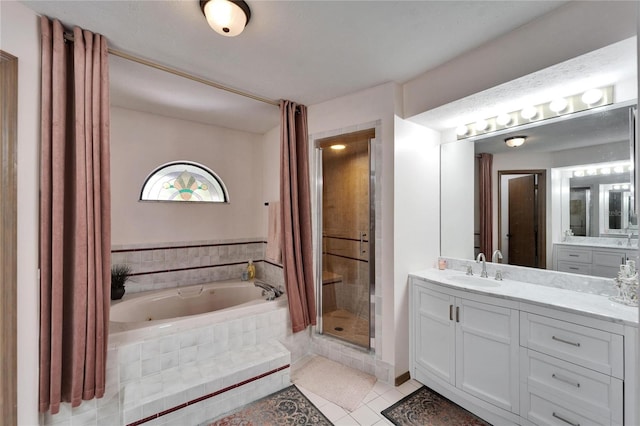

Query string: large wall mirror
[439,37,637,280]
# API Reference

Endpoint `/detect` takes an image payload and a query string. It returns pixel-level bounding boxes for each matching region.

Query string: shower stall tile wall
[112,238,284,293]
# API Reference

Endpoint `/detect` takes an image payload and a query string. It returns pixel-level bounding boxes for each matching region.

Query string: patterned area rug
[204,385,332,426]
[381,386,492,426]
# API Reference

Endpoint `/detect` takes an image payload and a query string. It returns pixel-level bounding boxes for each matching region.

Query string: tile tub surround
[43,303,292,426]
[111,239,284,294]
[441,256,620,296]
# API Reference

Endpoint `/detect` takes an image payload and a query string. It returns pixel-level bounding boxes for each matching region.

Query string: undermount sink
[446,274,502,287]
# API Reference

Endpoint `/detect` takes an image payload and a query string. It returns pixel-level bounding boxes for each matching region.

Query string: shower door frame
[314,129,376,351]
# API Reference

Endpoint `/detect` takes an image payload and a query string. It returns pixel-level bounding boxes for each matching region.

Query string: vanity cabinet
[520,312,624,425]
[412,280,520,417]
[410,274,637,426]
[555,244,636,278]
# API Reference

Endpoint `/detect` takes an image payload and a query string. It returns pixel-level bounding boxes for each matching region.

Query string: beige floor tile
[350,405,383,426]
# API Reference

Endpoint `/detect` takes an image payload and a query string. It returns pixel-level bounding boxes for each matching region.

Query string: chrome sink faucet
[492,250,503,281]
[476,253,488,278]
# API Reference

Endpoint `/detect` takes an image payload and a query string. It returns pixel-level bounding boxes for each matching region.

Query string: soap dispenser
[247,260,256,280]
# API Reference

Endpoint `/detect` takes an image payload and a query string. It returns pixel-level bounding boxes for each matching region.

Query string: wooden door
[508,175,537,267]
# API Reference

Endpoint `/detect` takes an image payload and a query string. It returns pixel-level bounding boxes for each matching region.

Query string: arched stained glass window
[140,161,229,203]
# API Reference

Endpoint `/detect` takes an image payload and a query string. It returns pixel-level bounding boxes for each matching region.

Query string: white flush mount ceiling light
[505,136,526,148]
[201,0,251,37]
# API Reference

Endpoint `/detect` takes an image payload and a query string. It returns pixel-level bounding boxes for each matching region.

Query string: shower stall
[315,129,375,350]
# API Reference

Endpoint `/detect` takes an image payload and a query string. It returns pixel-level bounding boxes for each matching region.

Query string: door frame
[498,169,547,268]
[0,49,18,426]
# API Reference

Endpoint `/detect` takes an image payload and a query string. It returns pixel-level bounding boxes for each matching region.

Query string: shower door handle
[359,232,367,255]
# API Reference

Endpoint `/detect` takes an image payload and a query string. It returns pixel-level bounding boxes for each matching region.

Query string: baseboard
[395,371,411,386]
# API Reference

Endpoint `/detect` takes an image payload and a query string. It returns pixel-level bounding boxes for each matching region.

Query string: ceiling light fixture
[330,144,346,150]
[505,136,526,148]
[201,0,251,37]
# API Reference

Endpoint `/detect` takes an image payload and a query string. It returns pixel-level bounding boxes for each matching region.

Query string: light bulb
[474,119,489,132]
[581,88,603,105]
[520,106,538,120]
[330,144,346,150]
[573,170,585,177]
[456,125,468,137]
[614,165,624,174]
[600,167,611,175]
[549,98,568,113]
[587,169,597,176]
[496,113,512,126]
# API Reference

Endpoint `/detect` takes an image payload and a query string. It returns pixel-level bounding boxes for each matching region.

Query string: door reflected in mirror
[498,170,546,268]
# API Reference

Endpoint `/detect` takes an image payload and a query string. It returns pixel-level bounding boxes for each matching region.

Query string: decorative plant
[111,264,132,300]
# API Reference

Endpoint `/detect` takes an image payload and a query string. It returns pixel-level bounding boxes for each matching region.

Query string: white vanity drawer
[557,261,591,275]
[593,251,626,268]
[557,247,592,264]
[520,349,622,423]
[522,390,611,426]
[520,313,623,378]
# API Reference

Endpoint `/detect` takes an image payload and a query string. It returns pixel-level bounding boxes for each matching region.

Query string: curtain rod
[63,32,279,107]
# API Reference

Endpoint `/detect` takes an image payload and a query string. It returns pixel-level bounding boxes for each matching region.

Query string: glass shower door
[316,130,374,349]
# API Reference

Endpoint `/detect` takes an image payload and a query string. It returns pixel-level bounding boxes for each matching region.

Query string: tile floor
[296,377,423,426]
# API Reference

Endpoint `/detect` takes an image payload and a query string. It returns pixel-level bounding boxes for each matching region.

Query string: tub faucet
[476,253,488,278]
[254,279,283,299]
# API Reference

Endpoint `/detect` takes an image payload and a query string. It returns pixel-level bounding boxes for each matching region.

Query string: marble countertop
[410,268,638,327]
[555,241,638,249]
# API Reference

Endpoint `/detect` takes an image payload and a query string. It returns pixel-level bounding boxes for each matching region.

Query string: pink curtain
[280,100,317,333]
[39,17,111,414]
[478,153,493,256]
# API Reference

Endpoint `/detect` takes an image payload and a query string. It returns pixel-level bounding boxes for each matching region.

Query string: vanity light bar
[456,86,614,140]
[572,162,632,178]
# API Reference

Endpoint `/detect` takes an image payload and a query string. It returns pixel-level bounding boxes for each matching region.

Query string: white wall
[0,2,40,424]
[308,82,399,372]
[440,140,475,259]
[393,117,441,377]
[403,1,638,118]
[110,107,264,245]
[261,125,280,236]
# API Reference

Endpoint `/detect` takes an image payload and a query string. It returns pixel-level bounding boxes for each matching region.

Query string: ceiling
[23,0,569,133]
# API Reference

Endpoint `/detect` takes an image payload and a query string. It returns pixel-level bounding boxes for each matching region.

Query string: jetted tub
[109,280,287,346]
